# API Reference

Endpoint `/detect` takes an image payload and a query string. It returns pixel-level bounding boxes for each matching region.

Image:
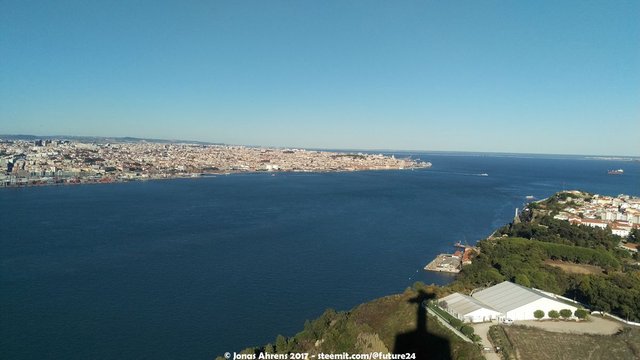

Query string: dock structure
[425,244,479,273]
[425,254,461,273]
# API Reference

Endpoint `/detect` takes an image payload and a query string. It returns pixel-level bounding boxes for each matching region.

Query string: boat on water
[478,173,488,177]
[608,169,624,175]
[526,195,535,200]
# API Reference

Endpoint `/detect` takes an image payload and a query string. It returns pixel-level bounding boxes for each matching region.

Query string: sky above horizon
[1,1,639,156]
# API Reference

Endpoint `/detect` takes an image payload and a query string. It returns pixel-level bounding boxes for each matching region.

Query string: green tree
[548,310,560,320]
[620,305,633,321]
[514,274,531,287]
[534,310,545,320]
[574,309,588,320]
[460,325,475,337]
[275,335,288,353]
[559,309,572,319]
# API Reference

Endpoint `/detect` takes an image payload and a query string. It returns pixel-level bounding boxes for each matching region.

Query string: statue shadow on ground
[393,290,452,360]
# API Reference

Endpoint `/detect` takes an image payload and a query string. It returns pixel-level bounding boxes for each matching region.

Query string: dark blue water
[1,154,638,359]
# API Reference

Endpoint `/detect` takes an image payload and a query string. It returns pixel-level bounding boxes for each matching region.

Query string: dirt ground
[471,322,500,360]
[502,325,640,360]
[544,259,603,275]
[517,316,622,335]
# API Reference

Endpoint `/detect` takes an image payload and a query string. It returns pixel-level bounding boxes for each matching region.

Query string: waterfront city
[0,138,430,187]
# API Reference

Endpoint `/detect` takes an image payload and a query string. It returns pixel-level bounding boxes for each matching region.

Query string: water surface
[1,153,638,359]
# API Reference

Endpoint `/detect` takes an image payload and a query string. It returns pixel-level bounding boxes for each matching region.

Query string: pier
[424,254,461,273]
[425,244,478,273]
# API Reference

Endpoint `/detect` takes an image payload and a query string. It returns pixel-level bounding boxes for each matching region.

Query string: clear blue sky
[1,1,639,156]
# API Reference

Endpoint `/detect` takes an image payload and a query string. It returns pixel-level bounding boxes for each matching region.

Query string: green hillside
[216,285,482,360]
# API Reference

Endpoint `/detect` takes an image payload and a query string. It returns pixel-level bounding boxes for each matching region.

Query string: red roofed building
[580,218,609,230]
[619,242,639,253]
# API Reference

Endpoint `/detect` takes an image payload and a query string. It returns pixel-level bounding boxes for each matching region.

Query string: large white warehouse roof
[438,281,580,322]
[440,292,499,316]
[472,281,563,313]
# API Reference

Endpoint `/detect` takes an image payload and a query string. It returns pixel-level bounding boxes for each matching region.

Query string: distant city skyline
[1,133,639,159]
[1,1,639,156]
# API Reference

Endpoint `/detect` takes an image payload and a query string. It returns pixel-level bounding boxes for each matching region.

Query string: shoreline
[1,139,432,189]
[0,166,430,189]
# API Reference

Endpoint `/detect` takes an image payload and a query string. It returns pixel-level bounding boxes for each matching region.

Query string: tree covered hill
[456,191,640,321]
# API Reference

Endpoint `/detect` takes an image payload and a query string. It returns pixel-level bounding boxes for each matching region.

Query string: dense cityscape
[550,191,640,251]
[0,138,431,187]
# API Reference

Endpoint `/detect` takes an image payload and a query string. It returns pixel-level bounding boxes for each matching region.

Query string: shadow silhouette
[393,290,452,360]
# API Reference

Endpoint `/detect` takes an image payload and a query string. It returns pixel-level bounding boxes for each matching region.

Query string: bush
[548,310,560,320]
[450,318,463,329]
[460,325,475,336]
[574,309,588,320]
[559,309,573,319]
[534,310,545,320]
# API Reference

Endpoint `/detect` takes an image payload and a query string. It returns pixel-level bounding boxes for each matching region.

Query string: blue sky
[1,1,639,156]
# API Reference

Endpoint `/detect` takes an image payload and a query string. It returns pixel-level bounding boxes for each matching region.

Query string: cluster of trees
[456,236,640,322]
[568,273,640,321]
[458,237,574,294]
[250,309,361,355]
[536,239,619,269]
[502,216,621,250]
[533,309,588,320]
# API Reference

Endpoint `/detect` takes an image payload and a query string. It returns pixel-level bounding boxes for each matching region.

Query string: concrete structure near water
[424,254,461,273]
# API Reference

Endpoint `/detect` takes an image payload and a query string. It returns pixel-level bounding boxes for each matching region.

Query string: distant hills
[0,134,222,145]
[1,134,638,160]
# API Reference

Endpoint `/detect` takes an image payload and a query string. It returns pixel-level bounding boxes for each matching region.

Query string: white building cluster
[552,191,640,238]
[438,281,579,323]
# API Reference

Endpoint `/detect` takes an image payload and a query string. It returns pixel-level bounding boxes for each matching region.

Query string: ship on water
[608,169,624,175]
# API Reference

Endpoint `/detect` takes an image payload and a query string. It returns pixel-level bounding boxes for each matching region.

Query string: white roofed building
[437,281,579,322]
[579,218,609,229]
[471,281,578,321]
[438,293,501,323]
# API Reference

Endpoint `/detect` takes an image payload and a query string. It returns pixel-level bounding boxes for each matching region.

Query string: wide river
[1,153,639,359]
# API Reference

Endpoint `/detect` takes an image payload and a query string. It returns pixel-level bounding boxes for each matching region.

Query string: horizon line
[1,133,638,159]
